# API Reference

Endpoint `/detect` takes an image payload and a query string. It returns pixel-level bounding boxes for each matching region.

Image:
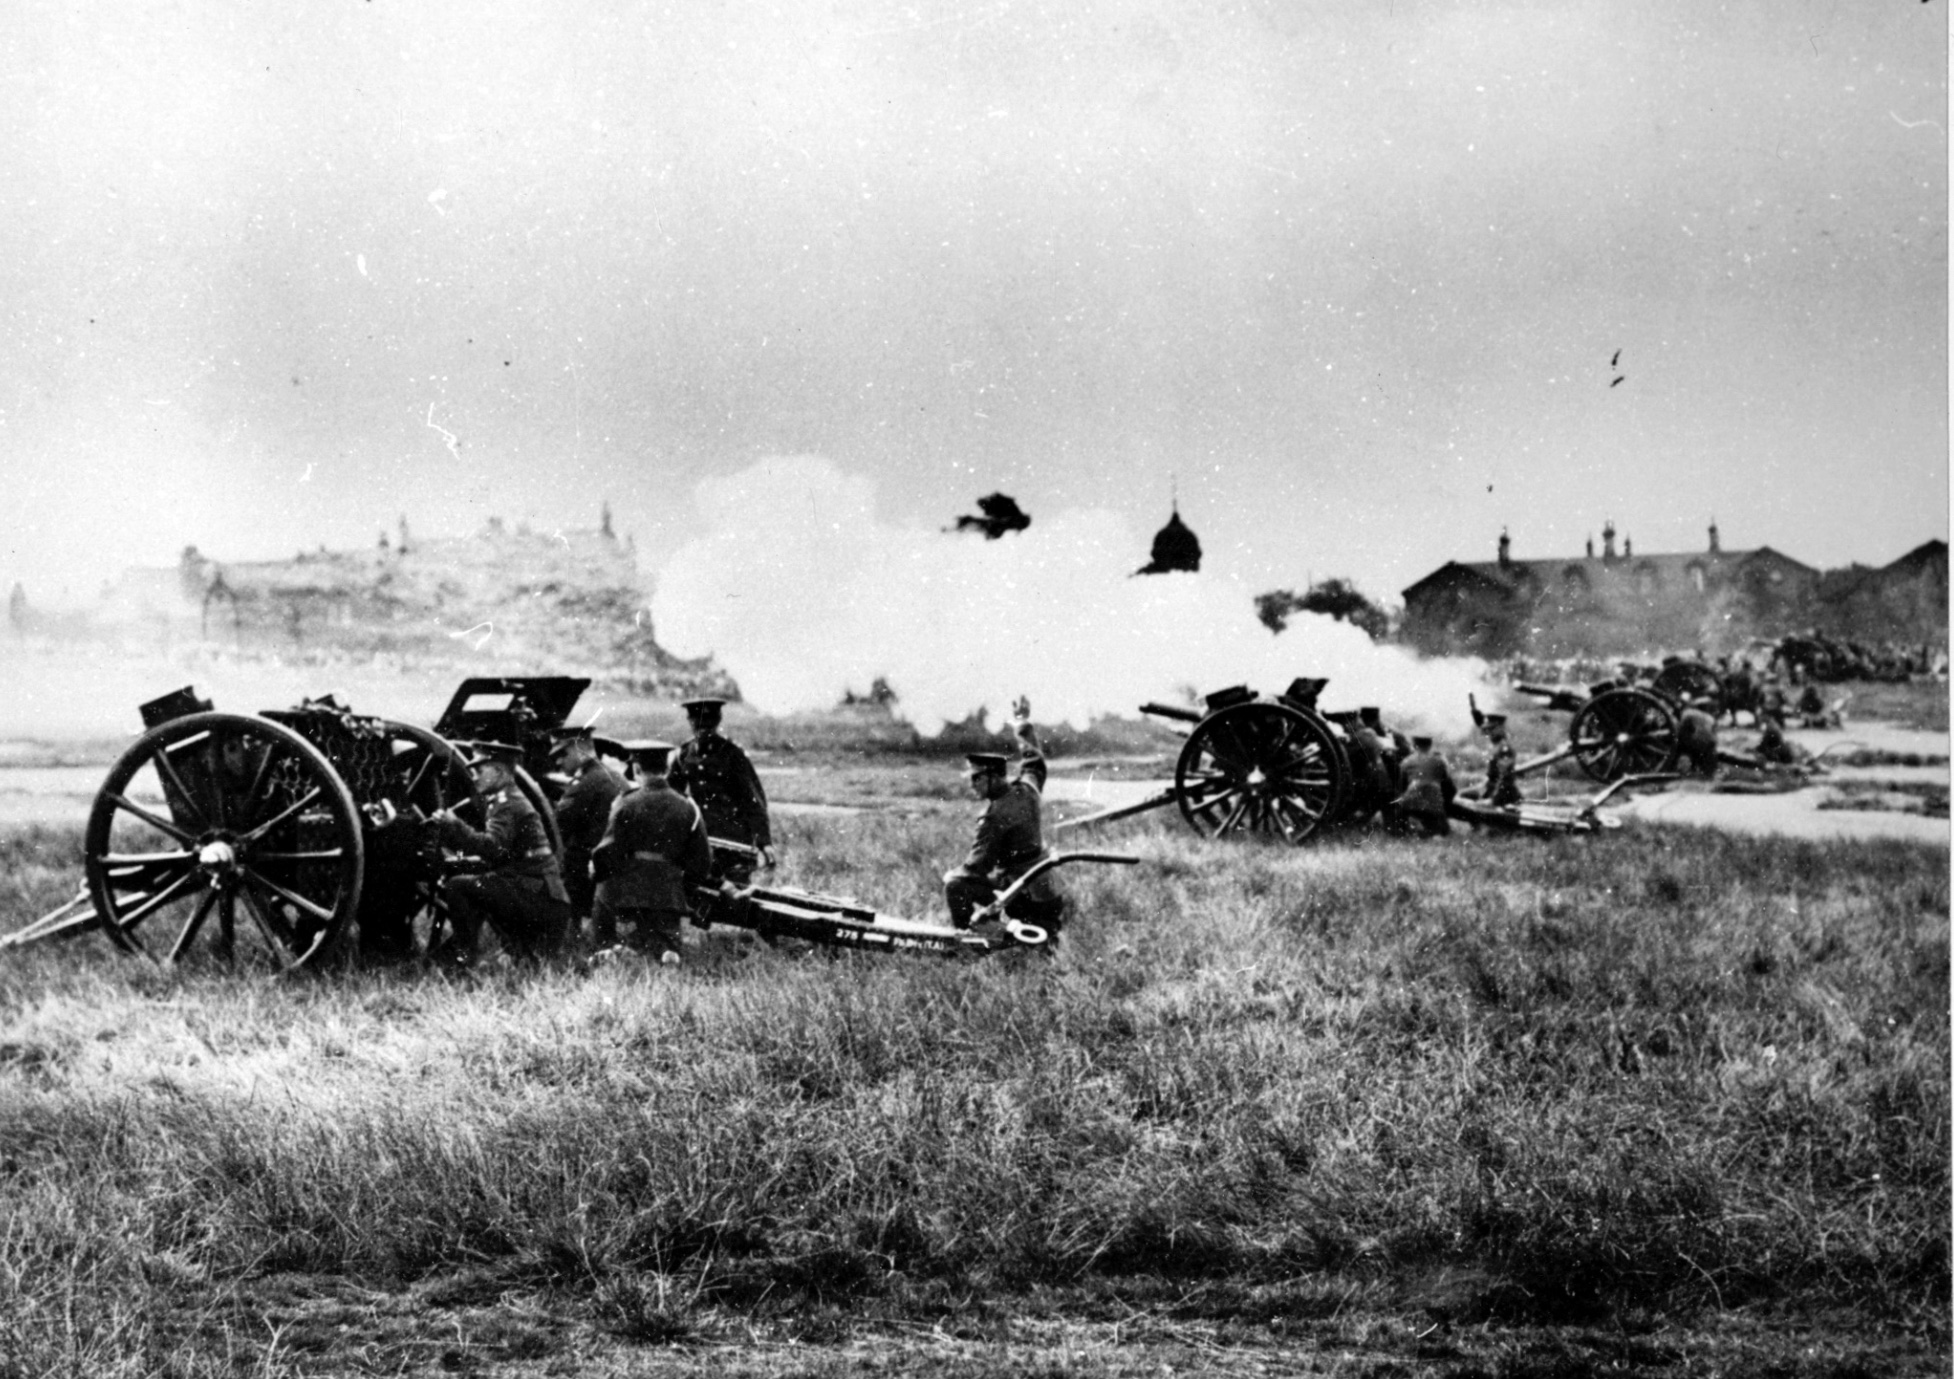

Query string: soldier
[1477,712,1523,808]
[590,740,714,964]
[1389,735,1458,836]
[430,741,572,967]
[1752,708,1809,768]
[1360,706,1411,796]
[1676,704,1721,777]
[671,697,774,880]
[943,696,1057,931]
[547,726,626,935]
[1330,711,1394,824]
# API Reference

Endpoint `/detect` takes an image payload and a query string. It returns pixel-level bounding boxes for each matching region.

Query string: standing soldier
[590,741,714,964]
[1389,735,1458,836]
[943,696,1057,931]
[430,741,572,966]
[547,726,626,938]
[671,697,774,880]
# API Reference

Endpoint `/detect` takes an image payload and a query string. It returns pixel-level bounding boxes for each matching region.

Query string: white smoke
[652,456,1491,738]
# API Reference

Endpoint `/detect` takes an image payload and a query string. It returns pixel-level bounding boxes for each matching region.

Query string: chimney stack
[1708,517,1721,554]
[1602,520,1617,561]
[1497,527,1511,569]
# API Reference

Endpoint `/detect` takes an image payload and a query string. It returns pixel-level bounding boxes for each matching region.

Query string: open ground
[0,683,1947,1377]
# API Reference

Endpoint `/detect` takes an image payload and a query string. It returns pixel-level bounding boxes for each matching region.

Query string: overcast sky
[2,0,1944,608]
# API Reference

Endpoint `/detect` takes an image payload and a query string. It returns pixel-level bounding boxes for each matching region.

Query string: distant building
[1810,539,1948,645]
[1400,520,1820,657]
[1136,504,1202,575]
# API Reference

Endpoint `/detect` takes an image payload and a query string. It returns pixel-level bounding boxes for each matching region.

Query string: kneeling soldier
[432,741,572,965]
[1389,735,1458,836]
[943,696,1058,931]
[591,740,714,964]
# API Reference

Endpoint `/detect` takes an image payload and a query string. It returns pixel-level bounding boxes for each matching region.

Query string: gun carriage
[1509,680,1687,782]
[1057,683,1356,845]
[4,682,1136,969]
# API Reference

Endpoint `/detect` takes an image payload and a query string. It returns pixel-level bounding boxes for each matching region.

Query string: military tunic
[1677,706,1720,777]
[944,735,1053,929]
[434,787,571,962]
[591,779,713,955]
[553,756,626,919]
[671,731,771,853]
[1483,739,1522,808]
[1390,748,1458,836]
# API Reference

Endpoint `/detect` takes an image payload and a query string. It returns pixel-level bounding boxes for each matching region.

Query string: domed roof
[1137,506,1201,575]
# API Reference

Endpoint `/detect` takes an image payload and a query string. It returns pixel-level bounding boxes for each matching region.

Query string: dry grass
[0,804,1947,1376]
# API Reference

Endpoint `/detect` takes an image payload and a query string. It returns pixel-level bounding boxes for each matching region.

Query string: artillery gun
[2,682,575,969]
[1057,682,1357,845]
[3,681,1138,969]
[1509,680,1687,782]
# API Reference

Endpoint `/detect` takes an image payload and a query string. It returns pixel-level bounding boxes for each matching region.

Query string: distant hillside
[11,516,736,701]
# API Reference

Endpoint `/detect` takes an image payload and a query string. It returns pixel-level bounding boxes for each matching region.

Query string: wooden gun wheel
[1173,701,1345,844]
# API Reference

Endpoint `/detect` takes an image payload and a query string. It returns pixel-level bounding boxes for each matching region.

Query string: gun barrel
[1139,701,1204,725]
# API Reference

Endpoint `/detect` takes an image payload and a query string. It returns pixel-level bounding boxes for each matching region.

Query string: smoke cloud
[652,457,1491,738]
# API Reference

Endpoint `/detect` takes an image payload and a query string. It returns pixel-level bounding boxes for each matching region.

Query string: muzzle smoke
[651,457,1490,738]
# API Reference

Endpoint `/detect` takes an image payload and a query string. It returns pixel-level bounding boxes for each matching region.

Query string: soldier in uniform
[1330,711,1393,824]
[671,697,774,880]
[943,696,1058,931]
[430,741,572,966]
[1360,706,1411,796]
[590,741,714,964]
[1388,735,1458,836]
[547,726,626,937]
[1676,704,1722,777]
[1476,712,1523,808]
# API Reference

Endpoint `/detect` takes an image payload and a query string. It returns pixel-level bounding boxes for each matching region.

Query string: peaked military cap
[547,725,595,755]
[680,697,727,713]
[1411,735,1435,751]
[1359,706,1384,725]
[462,739,524,765]
[1481,713,1509,729]
[622,739,678,772]
[963,752,1009,773]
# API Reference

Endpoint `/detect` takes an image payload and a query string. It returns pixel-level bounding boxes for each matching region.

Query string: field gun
[1497,680,1691,783]
[688,850,1140,956]
[1058,682,1356,845]
[2,680,587,971]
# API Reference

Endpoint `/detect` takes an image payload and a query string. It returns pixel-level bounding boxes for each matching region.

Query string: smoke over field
[652,457,1489,736]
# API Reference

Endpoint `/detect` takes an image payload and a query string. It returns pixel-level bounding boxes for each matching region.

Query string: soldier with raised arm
[943,695,1057,931]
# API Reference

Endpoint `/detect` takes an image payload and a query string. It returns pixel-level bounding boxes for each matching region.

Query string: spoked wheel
[1652,660,1723,712]
[83,712,364,971]
[361,723,484,958]
[1569,688,1681,782]
[1174,701,1346,844]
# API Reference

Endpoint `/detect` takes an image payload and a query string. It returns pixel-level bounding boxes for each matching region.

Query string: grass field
[1,770,1947,1377]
